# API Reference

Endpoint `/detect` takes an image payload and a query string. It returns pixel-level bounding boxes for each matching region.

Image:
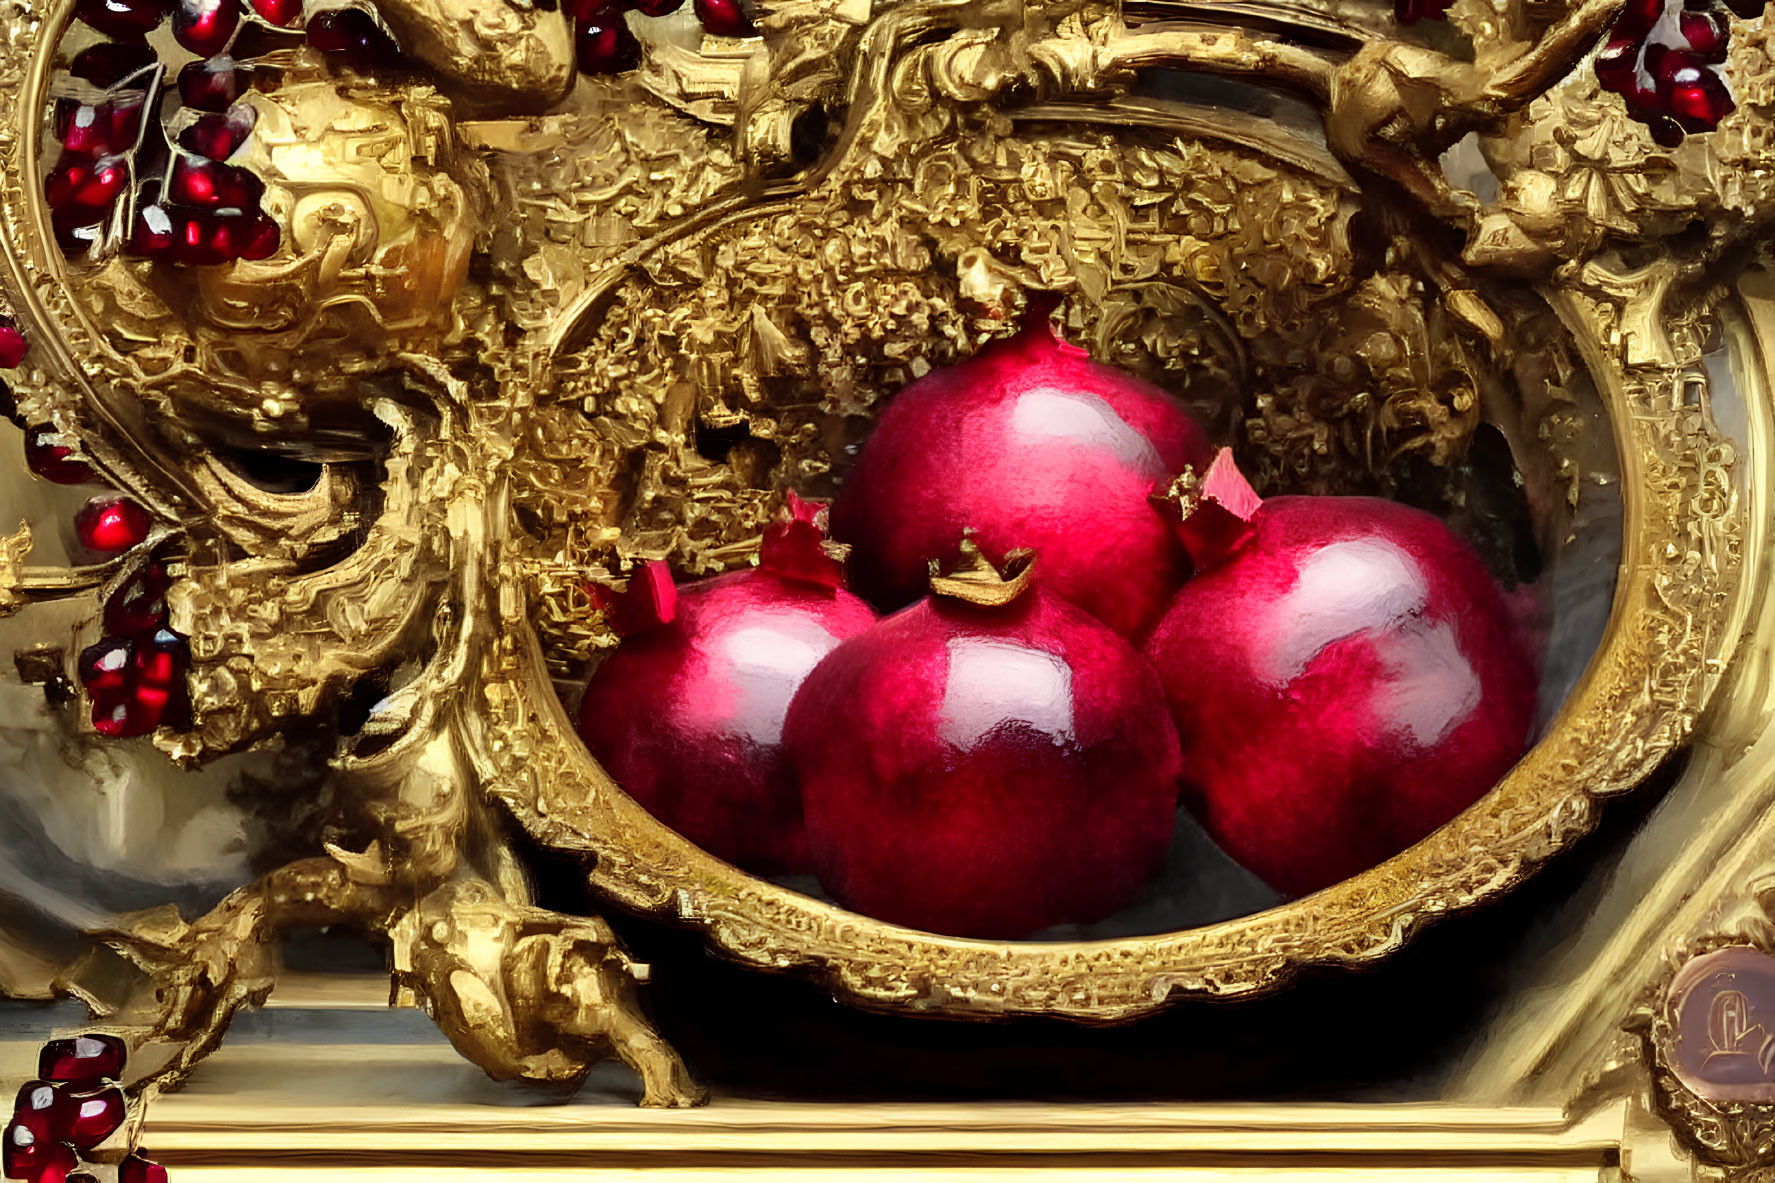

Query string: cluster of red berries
[569,0,756,75]
[2,1034,168,1183]
[57,0,759,258]
[77,558,191,739]
[0,316,189,739]
[1595,0,1742,145]
[1394,0,1741,144]
[53,0,413,264]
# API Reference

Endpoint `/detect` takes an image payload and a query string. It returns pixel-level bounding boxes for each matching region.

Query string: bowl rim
[466,276,1757,1020]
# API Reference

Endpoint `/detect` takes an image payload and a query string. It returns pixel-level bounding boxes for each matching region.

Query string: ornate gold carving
[0,520,31,617]
[0,0,1761,1114]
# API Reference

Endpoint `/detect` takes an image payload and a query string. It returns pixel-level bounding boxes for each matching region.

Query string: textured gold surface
[0,1014,1636,1178]
[0,0,1764,1133]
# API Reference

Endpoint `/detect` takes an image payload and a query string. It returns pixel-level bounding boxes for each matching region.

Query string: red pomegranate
[1143,451,1538,897]
[831,317,1212,638]
[784,543,1183,937]
[577,498,876,874]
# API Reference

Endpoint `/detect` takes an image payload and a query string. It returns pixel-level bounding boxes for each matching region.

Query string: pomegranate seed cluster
[1594,0,1741,145]
[54,0,757,249]
[3,319,190,740]
[51,0,415,265]
[2,1034,169,1183]
[78,557,192,739]
[1395,0,1740,143]
[574,320,1541,936]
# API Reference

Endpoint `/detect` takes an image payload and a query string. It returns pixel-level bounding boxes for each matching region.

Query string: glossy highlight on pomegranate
[831,318,1212,638]
[786,555,1182,938]
[577,504,877,874]
[1144,452,1538,898]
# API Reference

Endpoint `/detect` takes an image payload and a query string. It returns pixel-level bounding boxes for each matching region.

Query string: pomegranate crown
[590,492,851,638]
[928,533,1035,608]
[1155,447,1264,571]
[590,560,679,638]
[760,490,851,591]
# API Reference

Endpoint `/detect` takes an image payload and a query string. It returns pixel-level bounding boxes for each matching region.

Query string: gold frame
[3,0,1773,1146]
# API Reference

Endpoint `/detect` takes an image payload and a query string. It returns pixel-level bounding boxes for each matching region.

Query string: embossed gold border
[0,1021,1630,1179]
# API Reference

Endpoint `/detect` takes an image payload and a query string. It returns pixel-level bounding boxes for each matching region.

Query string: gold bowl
[474,298,1754,1020]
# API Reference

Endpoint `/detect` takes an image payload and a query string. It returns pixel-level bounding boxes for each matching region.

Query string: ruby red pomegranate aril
[177,58,241,112]
[1678,8,1728,59]
[250,0,302,24]
[118,1154,168,1183]
[173,0,239,57]
[129,205,280,265]
[158,209,254,265]
[178,107,256,161]
[131,632,186,692]
[62,1090,124,1150]
[24,429,97,486]
[43,157,129,221]
[11,1084,55,1119]
[1667,59,1735,130]
[307,9,402,69]
[1593,36,1643,101]
[128,205,176,257]
[70,41,158,87]
[85,631,190,739]
[0,317,26,369]
[78,639,132,697]
[10,1085,59,1148]
[1594,0,1737,141]
[234,211,281,259]
[104,562,172,636]
[2,1120,78,1183]
[169,157,264,210]
[37,1037,125,1087]
[72,0,169,40]
[575,9,642,74]
[693,0,755,36]
[75,496,151,555]
[57,101,145,160]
